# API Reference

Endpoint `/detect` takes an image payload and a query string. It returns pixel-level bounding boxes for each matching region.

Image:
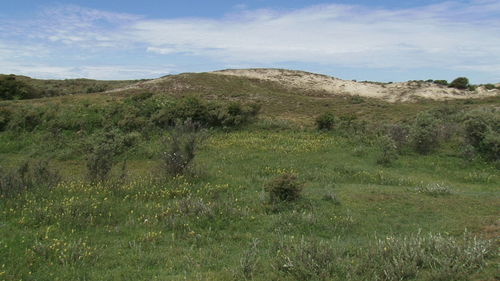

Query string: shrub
[0,75,38,100]
[153,97,259,129]
[360,232,493,281]
[463,109,500,161]
[434,80,448,86]
[377,135,398,166]
[161,119,205,176]
[315,112,336,130]
[449,77,469,89]
[385,123,411,152]
[0,160,61,198]
[85,130,126,183]
[410,112,440,154]
[265,173,303,203]
[484,84,496,90]
[6,105,44,131]
[274,237,347,280]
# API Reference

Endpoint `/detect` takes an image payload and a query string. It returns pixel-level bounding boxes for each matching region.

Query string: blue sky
[1,0,499,83]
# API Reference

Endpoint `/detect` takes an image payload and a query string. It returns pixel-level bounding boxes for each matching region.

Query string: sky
[1,0,499,83]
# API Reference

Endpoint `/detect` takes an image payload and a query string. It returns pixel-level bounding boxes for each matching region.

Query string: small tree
[449,77,469,89]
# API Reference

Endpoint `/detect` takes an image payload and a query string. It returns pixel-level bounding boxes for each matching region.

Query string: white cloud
[126,1,500,70]
[1,1,500,80]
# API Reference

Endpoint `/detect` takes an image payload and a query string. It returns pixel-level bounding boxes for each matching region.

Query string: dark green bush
[463,110,500,161]
[449,77,469,89]
[0,75,38,100]
[315,112,336,130]
[484,84,496,90]
[266,173,303,203]
[434,80,448,86]
[410,112,440,154]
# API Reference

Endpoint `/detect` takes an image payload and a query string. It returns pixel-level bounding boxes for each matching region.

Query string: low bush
[161,119,205,176]
[85,130,127,183]
[377,135,398,166]
[434,80,448,86]
[274,237,347,280]
[483,84,496,90]
[265,173,303,203]
[463,109,500,162]
[315,112,336,130]
[153,96,260,128]
[0,75,38,100]
[449,77,469,89]
[360,232,493,281]
[410,112,440,154]
[0,160,61,198]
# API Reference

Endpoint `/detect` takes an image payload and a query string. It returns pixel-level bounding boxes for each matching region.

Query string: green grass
[0,72,499,280]
[1,128,498,280]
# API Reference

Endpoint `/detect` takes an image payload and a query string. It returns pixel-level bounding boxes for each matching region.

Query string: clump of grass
[360,231,494,281]
[265,173,303,203]
[322,191,341,205]
[273,237,348,281]
[238,238,260,280]
[414,182,452,196]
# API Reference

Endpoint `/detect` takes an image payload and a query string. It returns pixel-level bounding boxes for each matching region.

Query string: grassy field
[0,74,499,280]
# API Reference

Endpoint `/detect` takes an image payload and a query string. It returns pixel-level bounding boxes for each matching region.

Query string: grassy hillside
[0,71,499,280]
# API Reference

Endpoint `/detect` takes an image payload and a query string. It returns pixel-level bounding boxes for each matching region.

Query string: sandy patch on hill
[213,69,499,102]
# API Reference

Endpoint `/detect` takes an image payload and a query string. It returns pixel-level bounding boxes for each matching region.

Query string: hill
[110,68,500,102]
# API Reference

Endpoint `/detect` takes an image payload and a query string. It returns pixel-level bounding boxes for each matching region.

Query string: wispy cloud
[1,1,499,81]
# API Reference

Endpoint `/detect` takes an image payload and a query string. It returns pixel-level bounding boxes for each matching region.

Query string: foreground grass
[1,129,499,280]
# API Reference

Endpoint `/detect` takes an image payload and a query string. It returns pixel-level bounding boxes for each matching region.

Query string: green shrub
[484,84,496,90]
[161,119,205,176]
[265,173,303,203]
[7,105,44,131]
[385,123,411,152]
[85,130,126,183]
[377,135,398,166]
[315,112,336,130]
[274,237,347,280]
[0,160,61,198]
[153,97,259,129]
[410,112,440,154]
[0,75,38,100]
[463,109,500,161]
[449,77,469,89]
[434,80,448,86]
[360,232,493,281]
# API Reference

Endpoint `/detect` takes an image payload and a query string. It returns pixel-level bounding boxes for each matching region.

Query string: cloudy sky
[1,0,499,83]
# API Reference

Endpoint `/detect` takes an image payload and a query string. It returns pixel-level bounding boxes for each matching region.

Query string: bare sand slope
[213,68,499,102]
